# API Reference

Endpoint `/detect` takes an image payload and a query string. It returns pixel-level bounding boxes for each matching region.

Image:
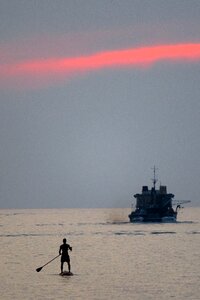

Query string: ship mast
[151,166,158,189]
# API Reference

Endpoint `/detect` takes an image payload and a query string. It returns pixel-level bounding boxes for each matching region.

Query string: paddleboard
[59,271,73,276]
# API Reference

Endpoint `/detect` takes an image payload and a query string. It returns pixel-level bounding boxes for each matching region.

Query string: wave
[151,231,176,235]
[35,223,64,227]
[115,231,146,236]
[0,232,84,238]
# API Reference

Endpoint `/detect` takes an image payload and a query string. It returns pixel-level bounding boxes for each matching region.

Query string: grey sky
[0,0,200,208]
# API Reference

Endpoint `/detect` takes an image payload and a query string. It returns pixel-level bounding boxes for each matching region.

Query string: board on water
[59,271,73,276]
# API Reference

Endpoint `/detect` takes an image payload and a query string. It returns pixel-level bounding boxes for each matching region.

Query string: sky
[0,0,200,208]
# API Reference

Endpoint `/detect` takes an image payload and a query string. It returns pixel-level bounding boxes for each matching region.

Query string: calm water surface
[0,208,199,300]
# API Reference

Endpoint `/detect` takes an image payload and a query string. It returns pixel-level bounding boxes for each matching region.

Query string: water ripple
[151,231,176,235]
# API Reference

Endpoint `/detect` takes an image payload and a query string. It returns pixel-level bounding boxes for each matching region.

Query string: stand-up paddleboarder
[59,238,72,274]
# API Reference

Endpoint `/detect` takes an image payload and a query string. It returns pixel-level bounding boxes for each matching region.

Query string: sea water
[0,208,199,300]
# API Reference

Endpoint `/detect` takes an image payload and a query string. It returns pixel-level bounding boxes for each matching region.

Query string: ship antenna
[151,166,158,189]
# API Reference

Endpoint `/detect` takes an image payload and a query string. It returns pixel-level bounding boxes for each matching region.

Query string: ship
[129,167,189,222]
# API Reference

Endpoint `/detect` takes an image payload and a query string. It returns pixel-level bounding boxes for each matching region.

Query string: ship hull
[129,212,177,223]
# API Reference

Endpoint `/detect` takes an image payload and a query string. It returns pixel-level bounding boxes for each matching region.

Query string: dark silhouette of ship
[129,167,189,222]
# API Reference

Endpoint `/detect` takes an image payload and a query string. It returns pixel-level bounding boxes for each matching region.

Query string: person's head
[63,238,67,244]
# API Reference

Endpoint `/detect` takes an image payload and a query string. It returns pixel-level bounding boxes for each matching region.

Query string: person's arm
[69,245,72,251]
[59,245,62,255]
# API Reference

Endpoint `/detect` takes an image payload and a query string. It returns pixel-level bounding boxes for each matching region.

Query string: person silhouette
[59,238,72,274]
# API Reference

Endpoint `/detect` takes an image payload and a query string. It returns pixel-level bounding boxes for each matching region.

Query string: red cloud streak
[1,43,200,87]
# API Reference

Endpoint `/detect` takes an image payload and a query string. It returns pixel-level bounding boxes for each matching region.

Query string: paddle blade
[36,267,43,272]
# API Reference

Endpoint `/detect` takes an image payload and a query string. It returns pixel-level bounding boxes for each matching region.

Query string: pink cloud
[1,43,200,89]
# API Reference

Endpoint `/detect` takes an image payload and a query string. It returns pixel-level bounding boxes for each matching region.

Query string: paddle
[36,254,60,272]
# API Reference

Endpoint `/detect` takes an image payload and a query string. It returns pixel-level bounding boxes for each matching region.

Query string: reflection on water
[0,207,200,300]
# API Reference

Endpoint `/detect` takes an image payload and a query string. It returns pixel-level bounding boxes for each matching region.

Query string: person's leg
[61,261,64,273]
[67,261,71,273]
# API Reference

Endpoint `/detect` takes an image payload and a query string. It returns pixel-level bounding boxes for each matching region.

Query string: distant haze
[0,1,200,208]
